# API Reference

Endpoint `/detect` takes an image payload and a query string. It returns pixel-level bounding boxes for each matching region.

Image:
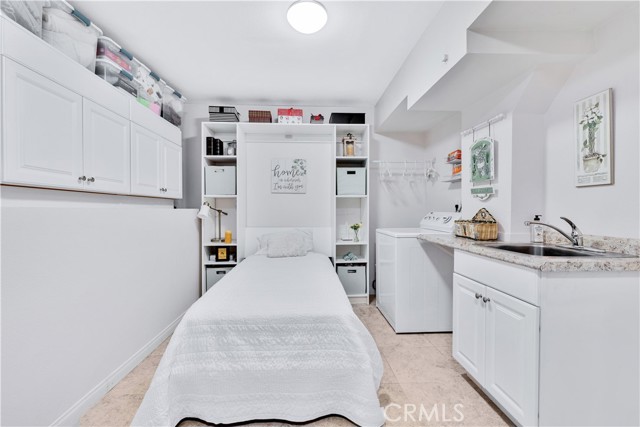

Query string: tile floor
[81,301,511,426]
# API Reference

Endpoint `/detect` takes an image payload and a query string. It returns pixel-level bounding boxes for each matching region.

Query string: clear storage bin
[1,1,44,37]
[42,1,102,72]
[96,36,134,72]
[162,85,187,127]
[132,59,162,115]
[95,58,139,98]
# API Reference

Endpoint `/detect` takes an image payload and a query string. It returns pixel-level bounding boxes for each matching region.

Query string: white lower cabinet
[453,273,539,426]
[83,99,130,194]
[2,57,84,189]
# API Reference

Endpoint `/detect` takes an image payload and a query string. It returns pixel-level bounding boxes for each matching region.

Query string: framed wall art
[575,89,613,187]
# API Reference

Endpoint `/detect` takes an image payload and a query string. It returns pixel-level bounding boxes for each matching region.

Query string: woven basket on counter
[455,208,498,241]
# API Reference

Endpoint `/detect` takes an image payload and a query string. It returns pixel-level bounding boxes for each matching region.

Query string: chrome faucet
[524,217,584,247]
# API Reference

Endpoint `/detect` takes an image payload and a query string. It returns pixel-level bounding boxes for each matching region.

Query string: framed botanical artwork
[575,89,613,187]
[470,137,495,183]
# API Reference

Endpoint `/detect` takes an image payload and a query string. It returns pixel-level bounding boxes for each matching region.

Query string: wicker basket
[455,208,498,241]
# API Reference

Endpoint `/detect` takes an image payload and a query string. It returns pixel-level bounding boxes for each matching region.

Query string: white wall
[543,8,639,238]
[1,187,200,426]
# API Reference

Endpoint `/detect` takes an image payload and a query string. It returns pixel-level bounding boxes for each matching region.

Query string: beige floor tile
[424,333,452,349]
[80,393,143,427]
[381,354,400,384]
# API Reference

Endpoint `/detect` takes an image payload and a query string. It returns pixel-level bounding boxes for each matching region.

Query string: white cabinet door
[2,58,83,189]
[452,273,486,384]
[131,124,161,197]
[161,139,182,199]
[83,99,130,194]
[484,287,539,427]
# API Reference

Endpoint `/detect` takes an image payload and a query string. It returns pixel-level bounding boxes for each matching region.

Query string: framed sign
[575,89,613,187]
[271,158,307,194]
[470,137,495,183]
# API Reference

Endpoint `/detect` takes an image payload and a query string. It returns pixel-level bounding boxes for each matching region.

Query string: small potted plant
[579,103,606,173]
[350,222,363,242]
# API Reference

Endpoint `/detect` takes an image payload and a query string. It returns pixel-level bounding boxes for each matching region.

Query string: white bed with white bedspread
[132,252,384,426]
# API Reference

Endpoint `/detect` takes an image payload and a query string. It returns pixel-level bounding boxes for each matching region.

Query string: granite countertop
[417,234,640,273]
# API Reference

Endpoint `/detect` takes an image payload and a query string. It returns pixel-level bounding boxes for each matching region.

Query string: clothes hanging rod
[460,113,505,137]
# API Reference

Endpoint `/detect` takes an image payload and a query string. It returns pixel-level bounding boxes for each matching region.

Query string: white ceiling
[71,1,444,105]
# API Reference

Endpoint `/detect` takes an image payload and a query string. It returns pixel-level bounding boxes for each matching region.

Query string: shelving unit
[441,175,462,183]
[334,124,370,305]
[199,122,370,304]
[201,122,239,295]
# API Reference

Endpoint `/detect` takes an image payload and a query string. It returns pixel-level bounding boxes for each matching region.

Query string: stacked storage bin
[95,58,140,97]
[0,1,44,37]
[132,58,163,115]
[42,0,102,72]
[97,36,134,73]
[162,86,187,126]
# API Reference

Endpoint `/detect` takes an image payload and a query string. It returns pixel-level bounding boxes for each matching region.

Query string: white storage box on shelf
[337,265,367,295]
[95,58,139,98]
[96,36,134,72]
[132,58,163,115]
[206,267,232,291]
[337,167,366,195]
[0,0,44,37]
[162,85,187,127]
[42,0,102,72]
[205,166,236,195]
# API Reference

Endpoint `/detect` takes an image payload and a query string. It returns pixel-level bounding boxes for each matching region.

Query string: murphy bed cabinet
[0,16,182,199]
[200,122,370,303]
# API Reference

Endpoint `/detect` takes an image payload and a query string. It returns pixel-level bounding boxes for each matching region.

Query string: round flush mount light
[287,0,328,34]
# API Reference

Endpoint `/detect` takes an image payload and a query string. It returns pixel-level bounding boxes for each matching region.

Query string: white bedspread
[132,253,384,426]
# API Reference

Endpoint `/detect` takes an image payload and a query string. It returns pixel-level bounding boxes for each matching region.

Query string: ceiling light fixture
[287,0,328,34]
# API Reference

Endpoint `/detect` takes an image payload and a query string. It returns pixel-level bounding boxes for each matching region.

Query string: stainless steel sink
[480,243,637,258]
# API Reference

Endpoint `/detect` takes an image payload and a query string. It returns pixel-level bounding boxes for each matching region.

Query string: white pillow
[257,230,313,254]
[266,232,307,258]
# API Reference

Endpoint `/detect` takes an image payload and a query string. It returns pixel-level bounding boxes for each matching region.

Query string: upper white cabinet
[161,139,182,199]
[131,124,161,197]
[83,99,131,194]
[2,58,84,189]
[0,17,182,199]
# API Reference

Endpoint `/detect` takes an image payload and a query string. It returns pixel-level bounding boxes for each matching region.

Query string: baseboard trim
[50,313,185,426]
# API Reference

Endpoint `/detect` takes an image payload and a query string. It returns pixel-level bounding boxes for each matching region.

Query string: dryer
[376,212,460,333]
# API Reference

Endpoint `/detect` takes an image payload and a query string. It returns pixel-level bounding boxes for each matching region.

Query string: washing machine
[376,212,461,333]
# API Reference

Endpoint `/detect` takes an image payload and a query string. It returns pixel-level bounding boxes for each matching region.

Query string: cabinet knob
[87,177,95,183]
[475,293,482,299]
[79,176,86,181]
[482,297,491,303]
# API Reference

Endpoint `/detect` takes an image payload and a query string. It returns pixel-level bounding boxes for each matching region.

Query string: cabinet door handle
[79,176,86,181]
[482,297,491,303]
[475,293,482,299]
[87,177,95,183]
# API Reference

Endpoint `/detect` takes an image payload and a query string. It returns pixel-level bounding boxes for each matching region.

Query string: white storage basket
[1,1,44,37]
[42,0,102,72]
[205,166,236,195]
[206,267,232,291]
[337,265,366,295]
[337,167,366,195]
